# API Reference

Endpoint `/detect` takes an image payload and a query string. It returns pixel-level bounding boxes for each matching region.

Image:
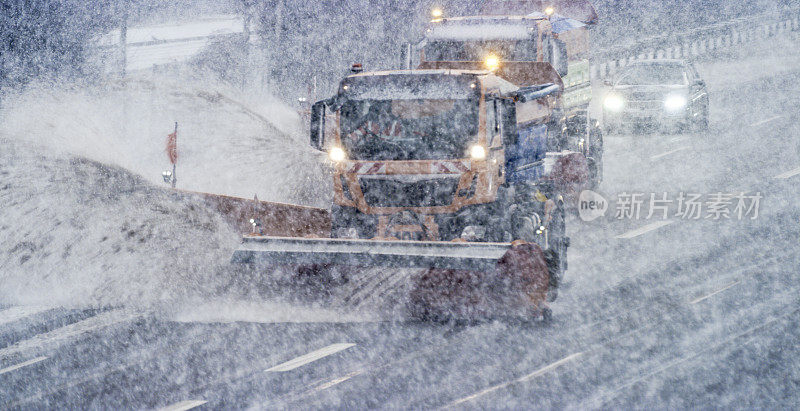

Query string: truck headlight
[484,54,500,71]
[470,145,487,160]
[329,147,346,162]
[603,94,625,112]
[664,94,688,112]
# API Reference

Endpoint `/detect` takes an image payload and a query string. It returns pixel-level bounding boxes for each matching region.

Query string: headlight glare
[604,94,625,112]
[484,54,500,71]
[329,147,346,162]
[470,145,487,160]
[664,94,688,112]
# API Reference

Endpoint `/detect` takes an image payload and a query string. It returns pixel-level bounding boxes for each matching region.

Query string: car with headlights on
[602,59,709,133]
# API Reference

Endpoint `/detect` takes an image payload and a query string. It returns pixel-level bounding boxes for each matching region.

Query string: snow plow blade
[231,236,512,271]
[231,236,553,320]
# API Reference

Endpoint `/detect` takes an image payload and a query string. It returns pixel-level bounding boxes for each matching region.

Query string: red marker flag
[166,123,178,164]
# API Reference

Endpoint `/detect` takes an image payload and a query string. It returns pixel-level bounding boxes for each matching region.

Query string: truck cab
[309,68,578,272]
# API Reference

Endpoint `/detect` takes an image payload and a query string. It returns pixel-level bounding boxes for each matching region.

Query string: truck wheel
[544,248,561,302]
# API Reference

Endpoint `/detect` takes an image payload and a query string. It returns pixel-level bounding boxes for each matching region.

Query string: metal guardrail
[590,8,800,79]
[95,16,245,74]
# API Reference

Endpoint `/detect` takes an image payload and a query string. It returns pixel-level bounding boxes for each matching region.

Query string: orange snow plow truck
[406,0,604,187]
[229,62,592,321]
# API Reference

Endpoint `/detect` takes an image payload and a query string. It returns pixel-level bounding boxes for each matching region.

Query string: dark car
[602,59,709,133]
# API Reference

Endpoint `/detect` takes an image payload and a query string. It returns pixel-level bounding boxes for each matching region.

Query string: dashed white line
[312,370,364,392]
[750,115,782,127]
[445,352,583,407]
[266,343,356,372]
[0,309,141,359]
[651,146,688,160]
[690,280,741,304]
[774,167,800,179]
[0,356,48,375]
[157,400,208,411]
[615,220,675,239]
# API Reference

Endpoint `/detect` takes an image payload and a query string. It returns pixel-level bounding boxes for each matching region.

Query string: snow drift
[0,73,330,208]
[0,138,239,307]
[0,73,333,313]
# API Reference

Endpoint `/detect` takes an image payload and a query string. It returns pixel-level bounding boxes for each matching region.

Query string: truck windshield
[340,98,478,161]
[424,40,538,62]
[617,64,687,86]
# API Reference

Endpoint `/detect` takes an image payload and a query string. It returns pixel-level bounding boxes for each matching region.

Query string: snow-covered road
[1,33,799,409]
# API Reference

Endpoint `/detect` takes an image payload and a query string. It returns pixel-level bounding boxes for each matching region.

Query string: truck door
[503,100,547,184]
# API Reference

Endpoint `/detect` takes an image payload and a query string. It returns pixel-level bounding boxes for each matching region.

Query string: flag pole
[172,122,178,188]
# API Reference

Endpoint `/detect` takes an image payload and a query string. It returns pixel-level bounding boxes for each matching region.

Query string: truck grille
[629,91,665,100]
[627,100,663,110]
[359,176,460,208]
[624,91,666,111]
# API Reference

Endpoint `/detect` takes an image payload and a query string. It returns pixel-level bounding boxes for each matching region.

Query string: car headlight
[329,147,346,162]
[470,145,487,160]
[604,94,625,112]
[664,94,688,112]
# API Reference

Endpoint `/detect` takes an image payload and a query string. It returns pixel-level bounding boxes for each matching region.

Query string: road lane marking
[615,220,675,239]
[445,352,583,407]
[651,146,688,160]
[0,306,51,327]
[0,356,47,375]
[0,309,141,359]
[750,116,781,127]
[774,167,800,179]
[690,280,741,304]
[312,370,364,392]
[266,343,356,372]
[157,400,208,411]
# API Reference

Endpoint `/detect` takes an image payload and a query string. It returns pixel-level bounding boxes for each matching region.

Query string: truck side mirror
[310,100,327,151]
[551,39,569,78]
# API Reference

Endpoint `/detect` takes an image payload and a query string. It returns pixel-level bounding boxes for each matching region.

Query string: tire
[504,186,567,304]
[696,109,709,132]
[693,102,709,132]
[544,204,567,302]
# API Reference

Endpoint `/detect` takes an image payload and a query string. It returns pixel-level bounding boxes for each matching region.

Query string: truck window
[340,98,479,161]
[486,99,497,145]
[424,40,538,62]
